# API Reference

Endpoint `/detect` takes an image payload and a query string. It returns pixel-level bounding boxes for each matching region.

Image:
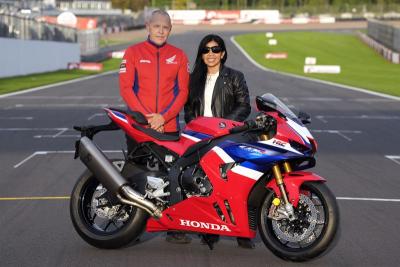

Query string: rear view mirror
[298,111,311,124]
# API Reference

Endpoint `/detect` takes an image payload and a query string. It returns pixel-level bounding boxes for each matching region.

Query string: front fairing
[256,94,316,153]
[221,139,309,166]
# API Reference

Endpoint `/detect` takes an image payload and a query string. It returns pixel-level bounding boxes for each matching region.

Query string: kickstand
[201,234,219,250]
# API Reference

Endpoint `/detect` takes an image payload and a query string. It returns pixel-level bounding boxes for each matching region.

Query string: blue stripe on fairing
[240,161,269,173]
[161,77,179,115]
[182,130,211,140]
[112,110,127,120]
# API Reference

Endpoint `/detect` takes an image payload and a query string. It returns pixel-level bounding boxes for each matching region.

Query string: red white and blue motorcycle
[70,93,339,261]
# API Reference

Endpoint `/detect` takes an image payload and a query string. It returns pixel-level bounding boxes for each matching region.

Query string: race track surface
[1,23,400,266]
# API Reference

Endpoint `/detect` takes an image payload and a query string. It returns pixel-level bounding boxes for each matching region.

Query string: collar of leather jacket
[219,65,230,78]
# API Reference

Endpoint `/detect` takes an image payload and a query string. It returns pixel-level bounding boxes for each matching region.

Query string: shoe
[200,234,220,245]
[165,232,192,244]
[237,237,255,249]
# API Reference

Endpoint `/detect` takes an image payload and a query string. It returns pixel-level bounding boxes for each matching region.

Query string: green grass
[0,58,121,95]
[234,32,400,97]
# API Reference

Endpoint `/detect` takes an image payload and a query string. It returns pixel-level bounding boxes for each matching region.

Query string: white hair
[147,9,171,26]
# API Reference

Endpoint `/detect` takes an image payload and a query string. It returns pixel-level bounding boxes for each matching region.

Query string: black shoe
[237,237,255,249]
[165,232,192,244]
[200,234,220,250]
[200,234,220,245]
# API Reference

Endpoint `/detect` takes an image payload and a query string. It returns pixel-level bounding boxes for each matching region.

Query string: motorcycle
[70,93,339,261]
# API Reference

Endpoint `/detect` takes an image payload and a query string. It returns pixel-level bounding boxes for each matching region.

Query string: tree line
[111,0,400,12]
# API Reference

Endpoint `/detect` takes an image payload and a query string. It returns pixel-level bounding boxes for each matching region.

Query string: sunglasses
[201,46,223,54]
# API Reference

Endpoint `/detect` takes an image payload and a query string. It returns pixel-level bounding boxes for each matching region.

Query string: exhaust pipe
[78,137,162,219]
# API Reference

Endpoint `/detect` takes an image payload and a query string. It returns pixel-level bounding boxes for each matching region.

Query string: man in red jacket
[119,10,190,244]
[120,10,189,133]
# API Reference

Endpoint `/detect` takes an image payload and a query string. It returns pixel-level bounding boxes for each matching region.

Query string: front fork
[272,162,296,221]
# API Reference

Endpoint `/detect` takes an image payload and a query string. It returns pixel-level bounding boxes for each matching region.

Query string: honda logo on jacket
[166,55,177,64]
[179,219,231,232]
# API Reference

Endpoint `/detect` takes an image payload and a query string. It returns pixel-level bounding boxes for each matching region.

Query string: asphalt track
[1,24,400,266]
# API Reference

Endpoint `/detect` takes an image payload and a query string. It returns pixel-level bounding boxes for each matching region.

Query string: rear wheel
[70,165,148,249]
[258,182,339,261]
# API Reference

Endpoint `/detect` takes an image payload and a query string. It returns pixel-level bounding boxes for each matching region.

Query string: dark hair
[189,34,228,102]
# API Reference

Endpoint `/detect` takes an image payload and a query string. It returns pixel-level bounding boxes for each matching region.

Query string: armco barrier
[358,32,399,64]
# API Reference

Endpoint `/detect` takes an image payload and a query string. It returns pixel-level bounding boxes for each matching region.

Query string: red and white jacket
[119,39,189,132]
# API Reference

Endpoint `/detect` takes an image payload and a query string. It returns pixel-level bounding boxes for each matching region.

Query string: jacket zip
[156,49,160,113]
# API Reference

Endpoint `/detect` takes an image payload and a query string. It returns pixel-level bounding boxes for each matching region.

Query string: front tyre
[70,167,148,249]
[258,182,339,262]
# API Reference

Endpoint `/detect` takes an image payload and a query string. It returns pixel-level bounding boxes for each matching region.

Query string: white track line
[0,70,118,99]
[88,113,106,120]
[10,103,124,108]
[385,155,400,166]
[0,127,69,131]
[0,117,33,120]
[33,128,76,139]
[310,129,362,141]
[3,96,119,100]
[316,115,400,123]
[13,150,122,168]
[1,196,400,202]
[230,36,400,101]
[1,127,80,139]
[337,197,400,202]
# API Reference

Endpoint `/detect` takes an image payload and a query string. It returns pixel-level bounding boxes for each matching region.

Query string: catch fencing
[0,13,100,56]
[368,19,400,53]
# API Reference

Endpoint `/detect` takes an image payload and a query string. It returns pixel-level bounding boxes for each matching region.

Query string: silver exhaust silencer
[78,136,162,218]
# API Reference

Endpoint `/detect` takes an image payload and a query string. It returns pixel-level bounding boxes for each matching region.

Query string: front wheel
[258,182,339,262]
[70,166,149,249]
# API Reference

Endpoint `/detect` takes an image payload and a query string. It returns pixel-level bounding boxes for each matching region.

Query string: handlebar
[229,120,257,134]
[229,114,277,134]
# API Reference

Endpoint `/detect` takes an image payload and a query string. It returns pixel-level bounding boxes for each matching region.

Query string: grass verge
[0,58,121,95]
[234,31,400,97]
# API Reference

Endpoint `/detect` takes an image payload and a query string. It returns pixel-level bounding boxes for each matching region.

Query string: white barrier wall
[0,38,80,78]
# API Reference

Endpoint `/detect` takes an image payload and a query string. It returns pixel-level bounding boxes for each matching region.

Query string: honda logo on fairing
[179,219,231,232]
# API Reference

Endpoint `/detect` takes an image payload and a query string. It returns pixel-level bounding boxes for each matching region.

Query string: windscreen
[258,93,300,122]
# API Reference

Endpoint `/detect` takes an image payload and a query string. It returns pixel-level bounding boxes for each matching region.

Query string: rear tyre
[258,182,339,261]
[70,165,149,249]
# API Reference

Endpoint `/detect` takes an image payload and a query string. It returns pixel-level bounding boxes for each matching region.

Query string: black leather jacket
[184,66,251,123]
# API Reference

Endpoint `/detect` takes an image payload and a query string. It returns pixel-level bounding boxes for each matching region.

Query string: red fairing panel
[268,112,305,147]
[185,117,243,137]
[156,117,243,155]
[266,171,326,207]
[146,146,260,238]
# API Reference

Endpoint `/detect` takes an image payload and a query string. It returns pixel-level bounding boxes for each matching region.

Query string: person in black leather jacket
[184,34,251,124]
[184,34,254,249]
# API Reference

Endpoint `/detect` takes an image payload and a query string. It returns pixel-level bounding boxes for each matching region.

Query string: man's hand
[146,113,165,133]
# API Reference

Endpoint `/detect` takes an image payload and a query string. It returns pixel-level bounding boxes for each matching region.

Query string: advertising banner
[304,65,341,74]
[265,53,288,59]
[206,10,240,20]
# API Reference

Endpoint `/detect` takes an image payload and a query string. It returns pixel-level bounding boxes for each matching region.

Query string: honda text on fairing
[70,94,339,262]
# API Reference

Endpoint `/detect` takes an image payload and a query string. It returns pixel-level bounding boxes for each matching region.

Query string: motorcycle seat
[131,123,180,141]
[108,108,179,141]
[108,108,148,125]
